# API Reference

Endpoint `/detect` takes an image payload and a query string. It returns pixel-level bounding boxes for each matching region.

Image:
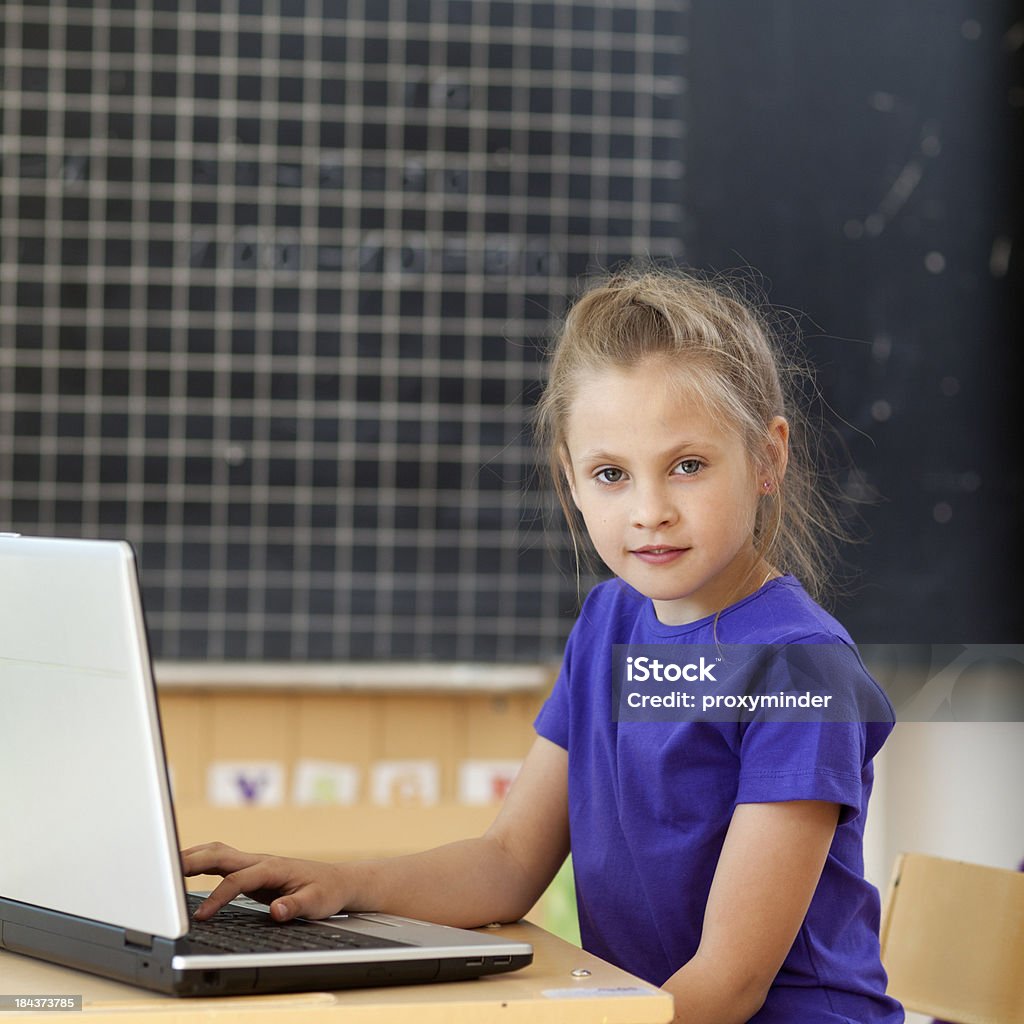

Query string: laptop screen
[0,536,189,939]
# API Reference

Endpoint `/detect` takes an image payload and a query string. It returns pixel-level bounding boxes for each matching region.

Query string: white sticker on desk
[543,986,655,999]
[293,760,360,805]
[208,762,285,806]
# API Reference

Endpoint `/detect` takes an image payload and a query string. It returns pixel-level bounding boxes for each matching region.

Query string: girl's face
[564,358,784,626]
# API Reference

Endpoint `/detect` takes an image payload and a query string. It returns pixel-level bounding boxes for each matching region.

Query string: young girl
[184,267,903,1023]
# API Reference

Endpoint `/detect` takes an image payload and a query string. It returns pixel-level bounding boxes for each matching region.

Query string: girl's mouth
[631,546,687,565]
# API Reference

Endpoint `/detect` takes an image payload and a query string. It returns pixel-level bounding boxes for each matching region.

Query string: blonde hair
[534,264,846,606]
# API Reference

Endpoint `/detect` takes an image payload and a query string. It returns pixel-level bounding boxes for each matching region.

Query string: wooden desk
[0,921,674,1023]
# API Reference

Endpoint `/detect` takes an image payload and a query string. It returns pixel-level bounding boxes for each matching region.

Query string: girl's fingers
[190,860,283,919]
[180,845,345,922]
[180,842,262,878]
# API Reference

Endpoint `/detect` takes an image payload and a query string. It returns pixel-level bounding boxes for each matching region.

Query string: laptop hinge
[124,929,154,950]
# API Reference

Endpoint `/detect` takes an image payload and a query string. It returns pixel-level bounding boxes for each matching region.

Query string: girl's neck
[652,555,779,627]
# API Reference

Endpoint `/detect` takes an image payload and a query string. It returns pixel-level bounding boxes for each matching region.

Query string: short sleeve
[733,636,891,824]
[534,646,571,750]
[736,721,867,823]
[533,607,588,751]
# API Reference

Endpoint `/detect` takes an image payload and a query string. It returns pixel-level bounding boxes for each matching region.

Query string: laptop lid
[0,535,188,939]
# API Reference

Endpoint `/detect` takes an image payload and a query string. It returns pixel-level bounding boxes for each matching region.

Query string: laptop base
[0,896,531,997]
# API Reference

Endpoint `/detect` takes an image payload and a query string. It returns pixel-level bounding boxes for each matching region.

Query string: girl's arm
[663,799,840,1024]
[182,735,570,928]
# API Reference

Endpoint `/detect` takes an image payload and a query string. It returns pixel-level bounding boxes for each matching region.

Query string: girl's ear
[763,416,790,487]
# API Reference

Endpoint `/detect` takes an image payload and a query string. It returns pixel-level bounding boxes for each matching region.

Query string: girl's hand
[181,842,347,922]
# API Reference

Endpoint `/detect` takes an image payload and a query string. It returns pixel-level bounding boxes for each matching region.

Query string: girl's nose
[631,482,678,530]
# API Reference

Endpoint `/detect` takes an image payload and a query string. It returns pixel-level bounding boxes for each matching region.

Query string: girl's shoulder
[573,578,647,637]
[730,574,854,646]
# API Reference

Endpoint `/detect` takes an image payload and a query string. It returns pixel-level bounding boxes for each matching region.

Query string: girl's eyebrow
[573,449,623,464]
[573,440,723,464]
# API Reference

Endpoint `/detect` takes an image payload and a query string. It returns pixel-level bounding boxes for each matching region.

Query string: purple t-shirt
[534,576,903,1023]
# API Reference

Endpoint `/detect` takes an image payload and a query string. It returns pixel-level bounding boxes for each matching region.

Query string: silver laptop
[0,534,532,996]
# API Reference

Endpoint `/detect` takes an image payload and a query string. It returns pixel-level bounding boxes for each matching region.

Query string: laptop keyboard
[185,893,410,955]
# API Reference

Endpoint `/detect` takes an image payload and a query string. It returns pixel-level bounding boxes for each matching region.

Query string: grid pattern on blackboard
[0,0,686,661]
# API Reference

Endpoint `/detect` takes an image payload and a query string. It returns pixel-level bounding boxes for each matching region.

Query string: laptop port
[492,956,512,965]
[465,958,483,967]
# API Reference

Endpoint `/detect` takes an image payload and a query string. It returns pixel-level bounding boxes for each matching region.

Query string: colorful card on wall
[207,761,285,807]
[292,759,360,805]
[457,759,522,804]
[370,760,439,807]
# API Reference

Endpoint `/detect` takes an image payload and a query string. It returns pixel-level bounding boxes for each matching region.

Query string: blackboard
[0,1,686,661]
[6,2,1016,660]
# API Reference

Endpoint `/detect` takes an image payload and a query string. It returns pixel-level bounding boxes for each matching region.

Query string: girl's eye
[596,467,625,484]
[675,459,703,476]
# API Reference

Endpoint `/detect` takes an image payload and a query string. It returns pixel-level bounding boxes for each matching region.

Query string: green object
[539,857,581,947]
